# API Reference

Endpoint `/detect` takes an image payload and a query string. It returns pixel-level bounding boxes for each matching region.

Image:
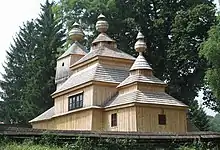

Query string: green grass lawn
[0,142,66,150]
[0,143,197,150]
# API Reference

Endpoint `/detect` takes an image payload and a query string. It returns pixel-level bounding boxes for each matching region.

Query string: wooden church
[30,14,188,133]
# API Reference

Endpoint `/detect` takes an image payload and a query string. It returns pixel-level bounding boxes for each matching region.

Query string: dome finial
[96,14,109,33]
[134,31,146,54]
[68,22,85,41]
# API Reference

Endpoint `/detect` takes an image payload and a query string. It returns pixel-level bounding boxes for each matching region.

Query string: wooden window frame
[68,93,83,111]
[158,114,166,125]
[111,113,117,127]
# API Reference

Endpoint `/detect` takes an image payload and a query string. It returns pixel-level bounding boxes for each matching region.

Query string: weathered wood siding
[137,83,165,92]
[100,58,133,70]
[54,86,93,115]
[93,84,117,106]
[56,56,71,89]
[32,105,187,133]
[32,109,97,130]
[119,85,137,95]
[136,106,187,133]
[32,120,55,130]
[70,54,84,67]
[71,61,98,73]
[92,109,103,131]
[54,109,92,130]
[103,106,137,131]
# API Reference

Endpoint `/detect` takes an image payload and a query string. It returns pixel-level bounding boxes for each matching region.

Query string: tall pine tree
[0,0,64,124]
[0,21,37,124]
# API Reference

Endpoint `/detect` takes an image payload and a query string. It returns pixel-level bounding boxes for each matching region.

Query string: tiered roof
[54,14,135,96]
[106,32,187,108]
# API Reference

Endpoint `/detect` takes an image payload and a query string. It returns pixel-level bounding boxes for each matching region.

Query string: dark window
[158,114,166,125]
[62,62,64,66]
[111,113,117,127]
[68,93,83,111]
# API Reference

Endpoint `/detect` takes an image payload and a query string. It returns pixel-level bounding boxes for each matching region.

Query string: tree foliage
[55,0,216,130]
[209,113,220,132]
[200,15,220,112]
[0,0,64,124]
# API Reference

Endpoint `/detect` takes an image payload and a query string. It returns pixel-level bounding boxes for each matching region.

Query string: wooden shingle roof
[55,67,69,84]
[105,90,187,108]
[29,107,54,123]
[117,74,166,88]
[53,64,129,95]
[58,41,87,60]
[130,54,152,71]
[92,33,115,44]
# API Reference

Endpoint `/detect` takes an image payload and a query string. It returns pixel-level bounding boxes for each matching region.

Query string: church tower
[55,23,88,89]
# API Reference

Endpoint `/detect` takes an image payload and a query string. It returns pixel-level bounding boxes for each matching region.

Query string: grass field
[0,142,66,150]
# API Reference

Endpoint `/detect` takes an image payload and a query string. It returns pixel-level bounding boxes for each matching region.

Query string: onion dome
[69,22,85,41]
[134,32,147,54]
[96,14,109,33]
[92,14,116,50]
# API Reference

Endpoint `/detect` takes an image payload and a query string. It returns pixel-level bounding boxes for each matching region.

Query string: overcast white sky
[0,0,219,116]
[0,0,46,75]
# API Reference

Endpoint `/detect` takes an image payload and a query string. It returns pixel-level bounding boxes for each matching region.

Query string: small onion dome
[96,14,109,33]
[69,22,85,41]
[134,32,147,53]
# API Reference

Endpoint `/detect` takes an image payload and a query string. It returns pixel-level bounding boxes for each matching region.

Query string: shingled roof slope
[130,54,152,71]
[71,47,135,68]
[58,41,87,60]
[53,64,129,95]
[117,74,166,88]
[92,33,115,44]
[105,90,187,108]
[29,107,54,123]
